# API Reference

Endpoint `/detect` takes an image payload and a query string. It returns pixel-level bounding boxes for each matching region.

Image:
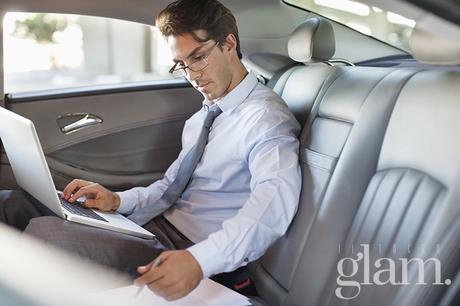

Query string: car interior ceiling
[406,0,460,25]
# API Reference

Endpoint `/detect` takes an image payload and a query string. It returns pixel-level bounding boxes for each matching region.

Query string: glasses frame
[169,41,220,78]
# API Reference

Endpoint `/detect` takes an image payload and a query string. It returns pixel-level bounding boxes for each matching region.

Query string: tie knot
[203,106,222,129]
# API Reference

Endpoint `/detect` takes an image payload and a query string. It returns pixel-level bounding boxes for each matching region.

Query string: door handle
[57,113,103,135]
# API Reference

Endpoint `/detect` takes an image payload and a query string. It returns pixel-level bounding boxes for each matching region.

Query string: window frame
[282,0,413,55]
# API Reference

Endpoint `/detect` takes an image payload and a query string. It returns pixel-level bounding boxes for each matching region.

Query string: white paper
[97,278,251,306]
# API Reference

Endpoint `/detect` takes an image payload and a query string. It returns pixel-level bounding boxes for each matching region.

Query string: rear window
[284,0,415,52]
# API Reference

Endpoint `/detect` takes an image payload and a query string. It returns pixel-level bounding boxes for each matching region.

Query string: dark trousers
[0,190,257,295]
[0,190,180,276]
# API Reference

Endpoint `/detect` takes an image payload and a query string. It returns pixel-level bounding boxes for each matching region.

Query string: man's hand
[135,250,203,301]
[62,179,120,212]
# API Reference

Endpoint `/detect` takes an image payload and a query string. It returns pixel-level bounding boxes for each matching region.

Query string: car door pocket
[57,113,103,135]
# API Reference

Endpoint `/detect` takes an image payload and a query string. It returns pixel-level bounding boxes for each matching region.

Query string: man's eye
[193,55,205,61]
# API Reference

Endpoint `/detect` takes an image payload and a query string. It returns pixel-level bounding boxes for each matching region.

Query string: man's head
[156,0,246,102]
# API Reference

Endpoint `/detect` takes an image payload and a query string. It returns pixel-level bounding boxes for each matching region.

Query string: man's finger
[62,180,79,199]
[137,261,155,274]
[69,184,98,203]
[63,179,86,196]
[83,199,100,209]
[135,264,166,286]
[149,274,178,293]
[137,253,166,274]
[151,281,177,299]
[136,272,165,287]
[63,179,91,199]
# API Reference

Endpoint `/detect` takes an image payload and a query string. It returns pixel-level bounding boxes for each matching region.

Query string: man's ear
[223,33,238,55]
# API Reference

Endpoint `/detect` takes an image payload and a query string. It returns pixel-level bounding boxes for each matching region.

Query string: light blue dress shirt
[117,72,301,278]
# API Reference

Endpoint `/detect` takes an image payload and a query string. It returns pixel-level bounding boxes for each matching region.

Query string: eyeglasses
[169,41,219,78]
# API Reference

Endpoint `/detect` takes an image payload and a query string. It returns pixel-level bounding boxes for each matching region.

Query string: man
[0,0,301,300]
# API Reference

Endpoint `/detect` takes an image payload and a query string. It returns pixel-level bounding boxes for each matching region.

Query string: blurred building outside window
[3,13,175,94]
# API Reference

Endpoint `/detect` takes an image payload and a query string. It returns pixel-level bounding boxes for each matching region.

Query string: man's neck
[229,61,248,92]
[210,62,248,104]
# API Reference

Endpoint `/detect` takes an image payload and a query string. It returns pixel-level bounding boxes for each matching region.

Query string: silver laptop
[0,107,154,239]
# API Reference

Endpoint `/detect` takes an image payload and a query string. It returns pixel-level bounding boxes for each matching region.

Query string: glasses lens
[188,58,208,72]
[172,69,186,78]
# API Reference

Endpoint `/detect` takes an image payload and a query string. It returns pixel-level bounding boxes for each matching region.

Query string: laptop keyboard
[59,196,108,223]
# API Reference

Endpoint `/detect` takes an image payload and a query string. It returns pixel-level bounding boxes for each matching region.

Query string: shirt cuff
[187,239,226,278]
[116,190,137,215]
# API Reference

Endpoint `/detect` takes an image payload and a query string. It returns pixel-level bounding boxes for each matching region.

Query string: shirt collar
[202,72,258,114]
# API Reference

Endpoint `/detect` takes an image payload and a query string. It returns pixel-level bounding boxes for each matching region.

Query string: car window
[284,0,415,52]
[3,13,174,94]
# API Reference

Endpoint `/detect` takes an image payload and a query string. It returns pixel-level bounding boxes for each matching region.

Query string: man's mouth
[197,81,211,91]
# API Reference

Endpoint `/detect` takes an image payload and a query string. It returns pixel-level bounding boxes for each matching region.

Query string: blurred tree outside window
[14,13,68,43]
[3,13,174,93]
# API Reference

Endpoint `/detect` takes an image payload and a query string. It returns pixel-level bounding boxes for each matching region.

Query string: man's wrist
[112,192,121,211]
[187,239,225,278]
[186,250,204,279]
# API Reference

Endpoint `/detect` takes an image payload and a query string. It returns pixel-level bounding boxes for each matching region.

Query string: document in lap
[96,278,251,306]
[0,107,154,239]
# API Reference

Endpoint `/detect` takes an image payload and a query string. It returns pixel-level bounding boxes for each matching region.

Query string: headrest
[409,25,460,65]
[288,17,335,63]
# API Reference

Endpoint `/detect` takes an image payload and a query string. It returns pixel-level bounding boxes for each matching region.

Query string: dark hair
[156,0,242,59]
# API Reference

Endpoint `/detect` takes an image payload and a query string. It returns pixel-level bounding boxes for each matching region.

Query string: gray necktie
[161,106,222,204]
[129,106,222,225]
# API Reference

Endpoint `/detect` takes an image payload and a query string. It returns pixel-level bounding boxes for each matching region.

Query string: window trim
[5,79,191,103]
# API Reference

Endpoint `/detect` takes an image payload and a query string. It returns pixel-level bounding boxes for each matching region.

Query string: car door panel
[1,82,203,191]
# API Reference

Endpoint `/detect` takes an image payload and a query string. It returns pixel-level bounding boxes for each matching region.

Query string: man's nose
[187,69,202,82]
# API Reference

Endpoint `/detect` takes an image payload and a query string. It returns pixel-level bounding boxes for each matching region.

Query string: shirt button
[244,258,249,262]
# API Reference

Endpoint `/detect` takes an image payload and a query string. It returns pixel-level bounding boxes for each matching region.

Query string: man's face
[167,31,233,102]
